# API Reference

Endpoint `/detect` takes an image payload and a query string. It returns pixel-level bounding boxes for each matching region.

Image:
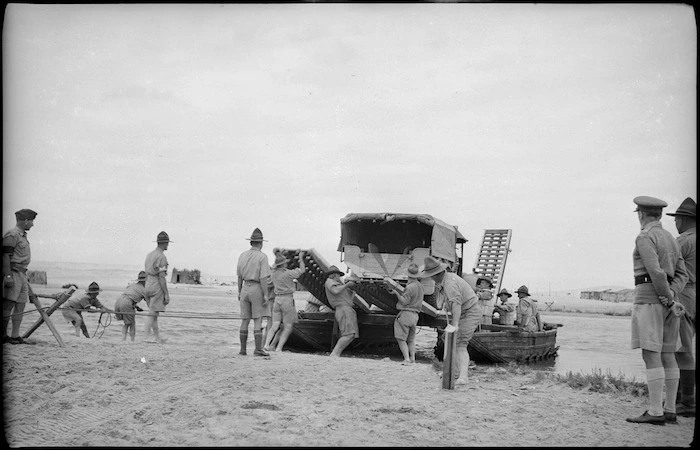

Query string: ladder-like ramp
[472,229,512,294]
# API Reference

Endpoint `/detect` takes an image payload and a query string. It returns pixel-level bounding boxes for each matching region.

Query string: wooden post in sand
[26,296,65,347]
[23,286,76,345]
[442,329,457,390]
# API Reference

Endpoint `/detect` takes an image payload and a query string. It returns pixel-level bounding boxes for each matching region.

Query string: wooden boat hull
[286,312,560,363]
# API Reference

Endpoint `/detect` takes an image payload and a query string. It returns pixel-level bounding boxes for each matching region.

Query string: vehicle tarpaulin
[338,213,466,262]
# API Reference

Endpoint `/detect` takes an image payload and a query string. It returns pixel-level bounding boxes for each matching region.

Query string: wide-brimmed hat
[405,263,423,279]
[137,271,147,281]
[420,256,448,278]
[515,285,529,295]
[476,276,494,289]
[15,209,38,220]
[497,288,512,298]
[246,228,267,242]
[666,197,696,218]
[326,265,345,277]
[273,253,289,268]
[155,231,173,243]
[86,281,102,294]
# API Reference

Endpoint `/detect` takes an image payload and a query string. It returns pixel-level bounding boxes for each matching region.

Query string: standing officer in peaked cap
[2,209,39,344]
[237,228,272,356]
[667,198,696,417]
[143,231,173,343]
[627,196,689,425]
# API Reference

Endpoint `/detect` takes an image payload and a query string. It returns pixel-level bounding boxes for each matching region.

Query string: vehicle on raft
[276,212,561,364]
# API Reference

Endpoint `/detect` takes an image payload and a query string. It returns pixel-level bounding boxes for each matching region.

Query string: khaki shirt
[396,280,424,313]
[237,248,271,282]
[633,221,688,302]
[437,272,479,319]
[65,294,105,311]
[677,228,696,284]
[324,278,354,310]
[3,226,31,270]
[272,267,304,296]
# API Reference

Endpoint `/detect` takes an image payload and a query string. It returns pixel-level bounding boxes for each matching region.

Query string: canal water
[415,312,695,382]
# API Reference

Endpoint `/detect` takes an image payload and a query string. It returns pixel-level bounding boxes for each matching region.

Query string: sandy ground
[2,284,696,447]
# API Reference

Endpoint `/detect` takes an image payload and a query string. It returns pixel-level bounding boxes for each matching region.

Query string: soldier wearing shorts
[667,197,696,417]
[62,282,111,337]
[144,231,172,343]
[325,265,358,357]
[626,196,688,426]
[237,228,272,357]
[114,271,148,341]
[2,209,38,345]
[423,256,481,387]
[387,263,425,365]
[264,251,306,352]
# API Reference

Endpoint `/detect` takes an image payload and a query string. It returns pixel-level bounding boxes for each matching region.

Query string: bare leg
[129,323,136,342]
[271,323,283,348]
[275,323,294,351]
[3,300,16,338]
[407,328,417,363]
[121,324,128,341]
[151,312,160,342]
[330,335,355,357]
[264,321,282,350]
[397,339,410,363]
[143,312,153,340]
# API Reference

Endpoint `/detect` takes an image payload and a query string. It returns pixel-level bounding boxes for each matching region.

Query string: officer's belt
[10,264,27,274]
[243,280,260,285]
[634,273,673,285]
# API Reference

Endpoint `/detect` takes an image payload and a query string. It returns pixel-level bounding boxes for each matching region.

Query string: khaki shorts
[240,283,266,319]
[3,272,29,303]
[394,310,418,341]
[334,305,359,338]
[631,303,681,352]
[456,305,482,348]
[272,294,298,325]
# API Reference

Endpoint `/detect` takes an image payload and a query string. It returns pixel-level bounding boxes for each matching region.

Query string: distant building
[171,268,201,285]
[580,289,634,303]
[27,270,47,285]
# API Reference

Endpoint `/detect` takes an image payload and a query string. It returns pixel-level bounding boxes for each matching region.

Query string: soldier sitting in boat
[515,285,542,332]
[493,288,516,325]
[475,276,495,324]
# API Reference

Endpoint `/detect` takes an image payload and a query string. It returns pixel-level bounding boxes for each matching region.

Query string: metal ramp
[472,229,512,294]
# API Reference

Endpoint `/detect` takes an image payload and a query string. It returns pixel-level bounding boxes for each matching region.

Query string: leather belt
[243,280,260,284]
[10,264,27,274]
[634,274,673,285]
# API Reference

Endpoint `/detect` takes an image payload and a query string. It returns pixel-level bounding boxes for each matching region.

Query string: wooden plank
[442,330,456,389]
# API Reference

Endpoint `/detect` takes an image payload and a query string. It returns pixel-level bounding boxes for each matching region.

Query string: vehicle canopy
[338,213,466,263]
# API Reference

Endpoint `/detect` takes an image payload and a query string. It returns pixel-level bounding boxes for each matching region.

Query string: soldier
[515,285,542,332]
[61,281,112,337]
[264,250,306,352]
[423,256,481,386]
[667,197,696,417]
[626,196,688,425]
[144,231,173,343]
[493,288,516,325]
[237,228,272,357]
[2,209,38,344]
[387,263,425,364]
[325,265,359,357]
[475,276,495,324]
[114,271,148,341]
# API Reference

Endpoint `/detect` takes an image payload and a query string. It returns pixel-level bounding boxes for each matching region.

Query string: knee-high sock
[239,330,248,354]
[254,330,263,351]
[664,368,680,413]
[679,369,696,406]
[646,367,666,416]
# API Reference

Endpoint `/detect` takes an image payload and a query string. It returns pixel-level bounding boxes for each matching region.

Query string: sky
[2,3,696,293]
